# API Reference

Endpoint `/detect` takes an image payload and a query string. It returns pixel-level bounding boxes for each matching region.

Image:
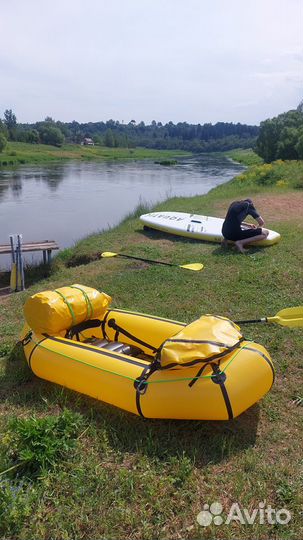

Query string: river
[0,154,244,269]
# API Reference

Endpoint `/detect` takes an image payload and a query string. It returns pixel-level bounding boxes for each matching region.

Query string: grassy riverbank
[0,154,302,539]
[0,142,190,167]
[224,147,264,165]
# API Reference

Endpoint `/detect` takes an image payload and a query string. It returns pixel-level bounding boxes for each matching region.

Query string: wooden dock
[0,240,59,264]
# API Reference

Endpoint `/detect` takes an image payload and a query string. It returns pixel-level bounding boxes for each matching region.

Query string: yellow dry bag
[160,315,243,369]
[24,284,111,335]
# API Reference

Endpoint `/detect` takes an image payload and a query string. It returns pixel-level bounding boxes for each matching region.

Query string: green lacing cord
[55,290,76,325]
[70,285,94,319]
[27,335,249,386]
[223,341,251,371]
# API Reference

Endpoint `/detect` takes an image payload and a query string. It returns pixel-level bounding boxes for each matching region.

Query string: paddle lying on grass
[235,306,303,328]
[101,251,204,272]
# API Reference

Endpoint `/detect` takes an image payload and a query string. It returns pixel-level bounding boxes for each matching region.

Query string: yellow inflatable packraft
[20,285,275,420]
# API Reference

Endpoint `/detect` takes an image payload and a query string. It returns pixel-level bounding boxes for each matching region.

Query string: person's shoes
[221,238,228,249]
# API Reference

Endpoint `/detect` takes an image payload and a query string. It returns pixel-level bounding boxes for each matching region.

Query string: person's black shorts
[222,227,262,241]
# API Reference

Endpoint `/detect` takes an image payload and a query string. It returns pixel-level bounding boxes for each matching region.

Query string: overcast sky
[0,0,302,126]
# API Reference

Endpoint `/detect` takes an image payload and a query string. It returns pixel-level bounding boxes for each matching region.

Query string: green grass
[224,148,264,166]
[0,142,190,168]
[0,155,302,539]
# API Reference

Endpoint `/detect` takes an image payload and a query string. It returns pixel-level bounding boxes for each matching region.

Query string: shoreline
[0,141,191,169]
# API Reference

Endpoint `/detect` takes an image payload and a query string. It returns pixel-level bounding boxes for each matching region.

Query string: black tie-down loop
[133,362,160,418]
[134,373,150,395]
[20,331,33,347]
[211,363,233,420]
[210,363,227,384]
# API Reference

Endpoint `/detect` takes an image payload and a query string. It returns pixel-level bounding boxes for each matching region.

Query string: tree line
[1,104,302,160]
[0,110,258,152]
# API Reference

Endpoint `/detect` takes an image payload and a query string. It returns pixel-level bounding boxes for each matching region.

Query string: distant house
[82,138,95,146]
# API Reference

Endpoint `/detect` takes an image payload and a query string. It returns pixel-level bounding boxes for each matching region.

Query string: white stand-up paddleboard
[140,212,280,246]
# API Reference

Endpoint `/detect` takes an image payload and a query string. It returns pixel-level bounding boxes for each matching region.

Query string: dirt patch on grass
[214,192,303,224]
[254,192,303,223]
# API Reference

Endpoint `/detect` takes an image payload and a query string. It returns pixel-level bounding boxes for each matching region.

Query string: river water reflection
[0,155,244,268]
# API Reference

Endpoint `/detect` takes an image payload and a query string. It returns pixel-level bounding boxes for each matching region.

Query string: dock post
[9,235,16,292]
[17,234,25,291]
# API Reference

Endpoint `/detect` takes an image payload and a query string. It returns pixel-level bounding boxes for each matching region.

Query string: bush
[39,125,65,147]
[234,160,303,190]
[3,409,84,477]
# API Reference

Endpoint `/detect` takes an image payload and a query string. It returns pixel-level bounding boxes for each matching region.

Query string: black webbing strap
[107,318,158,353]
[65,319,101,340]
[101,311,111,340]
[211,363,233,420]
[188,363,210,387]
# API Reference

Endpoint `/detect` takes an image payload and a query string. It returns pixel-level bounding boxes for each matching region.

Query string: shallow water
[0,155,244,269]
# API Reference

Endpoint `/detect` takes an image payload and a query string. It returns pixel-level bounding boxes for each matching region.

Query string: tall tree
[256,110,303,162]
[3,109,17,140]
[297,100,303,113]
[104,129,114,147]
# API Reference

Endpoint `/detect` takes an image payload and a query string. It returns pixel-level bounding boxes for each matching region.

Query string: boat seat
[84,337,143,357]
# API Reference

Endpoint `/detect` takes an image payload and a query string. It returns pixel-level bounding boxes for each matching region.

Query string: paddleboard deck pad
[140,212,280,246]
